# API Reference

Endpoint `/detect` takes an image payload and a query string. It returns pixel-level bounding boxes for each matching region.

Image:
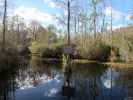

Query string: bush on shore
[40,40,113,62]
[0,46,20,71]
[18,46,31,56]
[41,46,63,59]
[75,40,111,61]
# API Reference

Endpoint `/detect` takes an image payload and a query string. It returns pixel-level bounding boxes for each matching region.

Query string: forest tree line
[0,0,133,62]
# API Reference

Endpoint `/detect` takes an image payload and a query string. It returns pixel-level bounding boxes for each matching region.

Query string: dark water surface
[0,56,133,100]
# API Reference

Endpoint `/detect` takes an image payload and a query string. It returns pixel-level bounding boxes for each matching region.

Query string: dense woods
[0,0,133,71]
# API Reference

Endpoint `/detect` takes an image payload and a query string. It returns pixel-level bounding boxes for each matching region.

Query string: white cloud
[104,6,123,20]
[48,2,57,8]
[113,24,123,29]
[43,0,57,8]
[104,6,131,30]
[126,14,133,21]
[43,0,50,3]
[0,0,3,7]
[13,6,55,26]
[107,24,123,31]
[64,10,68,16]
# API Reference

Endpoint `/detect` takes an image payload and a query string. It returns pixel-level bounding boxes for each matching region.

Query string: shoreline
[40,58,133,68]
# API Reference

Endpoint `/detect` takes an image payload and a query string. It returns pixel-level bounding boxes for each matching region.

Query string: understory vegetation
[1,26,132,71]
[29,26,133,62]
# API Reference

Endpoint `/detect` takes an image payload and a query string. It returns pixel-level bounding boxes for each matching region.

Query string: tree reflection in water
[0,69,16,100]
[70,63,107,100]
[62,63,75,100]
[61,62,107,100]
[0,57,133,100]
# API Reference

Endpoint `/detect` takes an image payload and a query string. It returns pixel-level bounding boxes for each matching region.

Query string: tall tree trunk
[2,0,7,51]
[110,0,113,45]
[17,23,20,44]
[33,26,36,41]
[93,5,96,39]
[67,0,70,45]
[84,21,87,47]
[74,16,77,34]
[77,16,80,33]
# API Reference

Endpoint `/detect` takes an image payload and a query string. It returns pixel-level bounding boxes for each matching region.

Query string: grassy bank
[104,62,133,68]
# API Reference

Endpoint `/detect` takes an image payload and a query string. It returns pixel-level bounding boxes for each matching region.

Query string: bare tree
[67,0,70,45]
[54,0,77,45]
[30,20,40,41]
[2,0,7,50]
[89,0,104,39]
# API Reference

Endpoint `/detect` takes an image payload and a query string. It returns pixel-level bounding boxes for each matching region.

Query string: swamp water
[0,57,133,100]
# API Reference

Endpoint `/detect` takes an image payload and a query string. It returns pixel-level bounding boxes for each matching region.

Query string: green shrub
[0,47,19,71]
[18,46,31,56]
[29,41,47,54]
[87,42,111,61]
[75,40,111,61]
[41,46,63,58]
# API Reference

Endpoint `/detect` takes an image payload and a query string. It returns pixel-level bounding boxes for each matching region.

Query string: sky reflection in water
[0,58,133,100]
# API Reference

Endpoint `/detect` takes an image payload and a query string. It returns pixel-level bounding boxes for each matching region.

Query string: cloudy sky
[1,0,133,29]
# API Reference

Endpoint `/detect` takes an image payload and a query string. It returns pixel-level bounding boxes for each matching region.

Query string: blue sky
[15,0,61,15]
[6,0,133,29]
[102,0,133,29]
